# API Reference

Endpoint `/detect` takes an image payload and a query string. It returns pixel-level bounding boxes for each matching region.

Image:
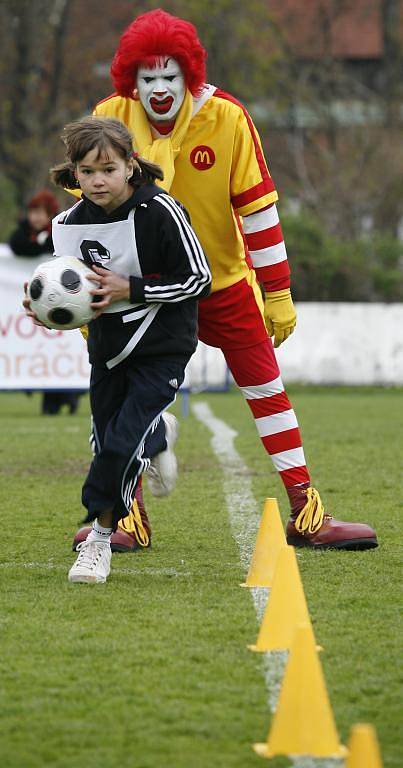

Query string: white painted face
[136,57,185,122]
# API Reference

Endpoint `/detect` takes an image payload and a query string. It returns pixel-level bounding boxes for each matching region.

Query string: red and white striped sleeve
[242,203,290,292]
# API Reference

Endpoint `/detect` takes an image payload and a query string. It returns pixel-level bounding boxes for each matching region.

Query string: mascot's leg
[72,478,151,553]
[198,280,377,551]
[224,341,378,551]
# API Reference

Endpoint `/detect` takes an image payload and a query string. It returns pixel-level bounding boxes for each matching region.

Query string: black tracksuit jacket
[58,184,211,367]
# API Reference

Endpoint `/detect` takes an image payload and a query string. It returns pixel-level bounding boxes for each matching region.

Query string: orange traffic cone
[241,498,286,588]
[346,723,384,768]
[253,624,346,759]
[248,545,320,652]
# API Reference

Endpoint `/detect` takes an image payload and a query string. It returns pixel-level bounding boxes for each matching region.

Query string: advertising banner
[0,251,90,390]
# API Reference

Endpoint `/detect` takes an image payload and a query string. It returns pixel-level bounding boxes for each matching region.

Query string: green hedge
[283,213,403,302]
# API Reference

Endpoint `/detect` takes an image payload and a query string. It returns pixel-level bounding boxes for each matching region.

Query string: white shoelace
[75,541,108,570]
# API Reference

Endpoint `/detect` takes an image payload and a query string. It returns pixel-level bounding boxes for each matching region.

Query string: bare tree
[0,0,278,229]
[255,0,403,238]
[0,0,401,244]
[0,0,72,208]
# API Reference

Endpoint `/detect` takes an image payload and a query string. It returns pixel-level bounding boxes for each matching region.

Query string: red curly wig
[111,9,207,98]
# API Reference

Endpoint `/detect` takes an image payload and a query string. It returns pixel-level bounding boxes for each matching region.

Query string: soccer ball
[28,255,99,330]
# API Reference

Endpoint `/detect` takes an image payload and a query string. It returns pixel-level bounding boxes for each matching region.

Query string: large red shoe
[286,487,378,550]
[73,485,151,553]
[72,525,150,553]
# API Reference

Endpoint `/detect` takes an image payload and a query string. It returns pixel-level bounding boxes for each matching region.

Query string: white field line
[0,561,190,578]
[192,401,343,768]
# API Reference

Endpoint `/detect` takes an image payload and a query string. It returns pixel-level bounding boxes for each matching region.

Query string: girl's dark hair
[50,116,163,190]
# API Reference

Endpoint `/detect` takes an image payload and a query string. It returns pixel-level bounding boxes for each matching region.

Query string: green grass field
[0,387,401,768]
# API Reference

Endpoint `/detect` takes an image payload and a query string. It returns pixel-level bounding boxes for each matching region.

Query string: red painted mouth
[150,96,174,114]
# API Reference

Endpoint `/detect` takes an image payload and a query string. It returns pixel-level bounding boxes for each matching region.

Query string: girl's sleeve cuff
[129,276,145,303]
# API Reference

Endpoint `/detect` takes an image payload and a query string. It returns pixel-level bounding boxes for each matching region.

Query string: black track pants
[82,357,186,526]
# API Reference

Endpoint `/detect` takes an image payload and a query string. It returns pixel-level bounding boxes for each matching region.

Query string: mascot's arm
[243,203,296,347]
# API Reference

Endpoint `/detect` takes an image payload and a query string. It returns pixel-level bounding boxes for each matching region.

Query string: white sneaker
[68,540,111,584]
[147,412,179,497]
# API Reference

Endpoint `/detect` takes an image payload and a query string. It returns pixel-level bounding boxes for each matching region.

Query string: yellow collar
[131,90,194,191]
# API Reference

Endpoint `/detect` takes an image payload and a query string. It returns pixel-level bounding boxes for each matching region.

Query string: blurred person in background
[10,189,81,415]
[9,190,57,257]
[71,9,378,553]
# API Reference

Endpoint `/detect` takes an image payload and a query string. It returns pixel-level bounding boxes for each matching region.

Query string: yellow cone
[253,624,346,758]
[346,724,384,768]
[248,545,320,652]
[241,498,286,587]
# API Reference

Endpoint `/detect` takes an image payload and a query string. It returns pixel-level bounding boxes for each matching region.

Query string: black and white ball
[28,255,98,330]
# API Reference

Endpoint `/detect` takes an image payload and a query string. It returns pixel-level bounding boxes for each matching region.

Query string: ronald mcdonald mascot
[73,9,377,551]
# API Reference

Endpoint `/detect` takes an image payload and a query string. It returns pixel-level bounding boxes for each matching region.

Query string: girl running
[24,116,211,583]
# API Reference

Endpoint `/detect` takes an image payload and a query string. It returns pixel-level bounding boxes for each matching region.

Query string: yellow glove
[79,325,89,341]
[264,288,297,348]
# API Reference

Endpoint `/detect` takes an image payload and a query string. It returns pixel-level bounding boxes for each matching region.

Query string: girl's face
[76,146,134,213]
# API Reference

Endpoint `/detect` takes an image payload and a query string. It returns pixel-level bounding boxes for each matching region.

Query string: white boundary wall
[1,245,402,387]
[274,303,403,385]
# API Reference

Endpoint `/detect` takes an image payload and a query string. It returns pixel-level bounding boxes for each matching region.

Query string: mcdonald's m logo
[190,145,216,171]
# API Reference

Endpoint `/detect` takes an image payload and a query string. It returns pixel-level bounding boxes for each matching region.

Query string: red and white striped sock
[224,341,311,514]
